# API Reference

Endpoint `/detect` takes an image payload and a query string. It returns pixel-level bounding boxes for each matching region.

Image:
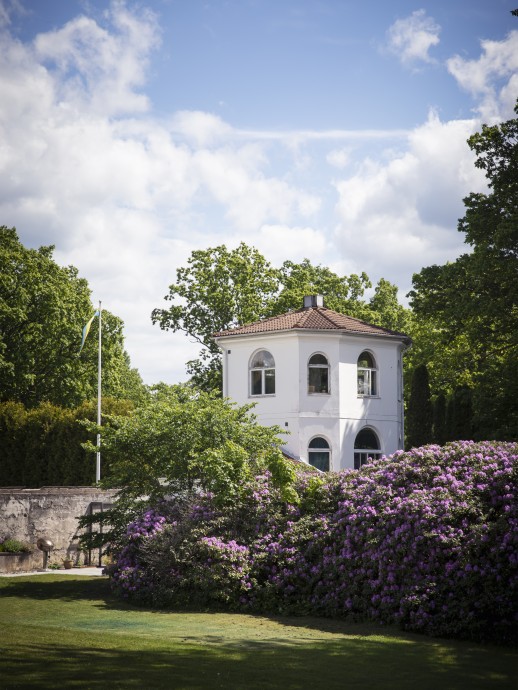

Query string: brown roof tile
[213,306,410,341]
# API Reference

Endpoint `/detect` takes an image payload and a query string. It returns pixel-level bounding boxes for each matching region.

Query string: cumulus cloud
[254,224,328,266]
[0,1,512,383]
[386,9,440,66]
[326,147,351,169]
[33,2,160,116]
[332,112,487,292]
[447,30,518,121]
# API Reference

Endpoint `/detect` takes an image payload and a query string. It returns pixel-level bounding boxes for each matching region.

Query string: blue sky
[1,0,517,384]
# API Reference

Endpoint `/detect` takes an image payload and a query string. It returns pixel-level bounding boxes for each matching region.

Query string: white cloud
[0,0,25,28]
[447,30,518,121]
[0,1,510,385]
[33,2,160,116]
[253,224,328,266]
[170,110,234,148]
[386,9,440,66]
[332,112,487,291]
[326,147,351,169]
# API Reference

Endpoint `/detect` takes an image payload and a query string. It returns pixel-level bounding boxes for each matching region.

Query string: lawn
[0,575,515,689]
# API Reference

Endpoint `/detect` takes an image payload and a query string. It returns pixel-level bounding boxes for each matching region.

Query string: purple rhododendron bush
[107,441,518,645]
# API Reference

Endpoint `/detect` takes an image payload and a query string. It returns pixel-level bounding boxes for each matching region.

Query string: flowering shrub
[108,441,517,644]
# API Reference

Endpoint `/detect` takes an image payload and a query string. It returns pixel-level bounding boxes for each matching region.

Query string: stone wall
[0,487,116,571]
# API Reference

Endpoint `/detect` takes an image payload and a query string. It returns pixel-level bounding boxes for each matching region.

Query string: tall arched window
[308,353,329,394]
[357,351,377,396]
[308,437,330,472]
[250,350,275,396]
[354,428,381,469]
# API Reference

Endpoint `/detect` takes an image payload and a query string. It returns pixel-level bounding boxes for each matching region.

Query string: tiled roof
[213,306,410,341]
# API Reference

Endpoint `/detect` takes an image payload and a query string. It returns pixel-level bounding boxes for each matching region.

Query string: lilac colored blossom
[108,441,517,644]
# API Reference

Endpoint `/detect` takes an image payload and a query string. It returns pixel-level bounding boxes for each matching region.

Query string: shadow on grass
[3,635,514,690]
[0,577,387,631]
[1,577,516,690]
[0,576,125,607]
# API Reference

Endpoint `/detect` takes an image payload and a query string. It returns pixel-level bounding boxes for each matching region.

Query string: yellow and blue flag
[79,311,100,354]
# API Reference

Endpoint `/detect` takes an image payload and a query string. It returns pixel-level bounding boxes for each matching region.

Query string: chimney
[303,295,324,308]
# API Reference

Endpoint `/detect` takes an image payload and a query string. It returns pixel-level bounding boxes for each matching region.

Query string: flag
[79,311,100,354]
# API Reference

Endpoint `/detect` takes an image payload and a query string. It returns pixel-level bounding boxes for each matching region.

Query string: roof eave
[214,327,411,344]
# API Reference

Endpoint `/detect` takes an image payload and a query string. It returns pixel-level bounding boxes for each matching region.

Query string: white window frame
[353,427,382,469]
[357,350,378,397]
[249,349,276,397]
[307,353,330,395]
[307,436,331,472]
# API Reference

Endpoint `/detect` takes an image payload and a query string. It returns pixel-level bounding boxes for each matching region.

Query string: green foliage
[95,384,294,502]
[446,386,474,441]
[0,227,146,407]
[406,364,433,449]
[153,244,411,391]
[408,101,518,441]
[271,259,373,318]
[0,398,134,487]
[79,384,297,550]
[0,538,32,553]
[108,441,518,645]
[151,244,279,391]
[432,393,447,446]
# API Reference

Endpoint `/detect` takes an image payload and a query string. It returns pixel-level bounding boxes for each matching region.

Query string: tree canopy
[408,101,518,441]
[92,383,295,504]
[152,243,411,391]
[0,227,145,407]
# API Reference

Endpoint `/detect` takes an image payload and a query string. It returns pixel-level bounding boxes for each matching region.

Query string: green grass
[0,576,516,689]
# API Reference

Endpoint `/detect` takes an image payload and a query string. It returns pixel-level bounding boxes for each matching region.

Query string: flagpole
[96,300,102,483]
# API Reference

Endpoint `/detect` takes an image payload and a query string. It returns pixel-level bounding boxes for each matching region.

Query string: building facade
[214,296,411,471]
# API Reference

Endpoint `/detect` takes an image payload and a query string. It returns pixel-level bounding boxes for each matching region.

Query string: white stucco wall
[217,328,406,471]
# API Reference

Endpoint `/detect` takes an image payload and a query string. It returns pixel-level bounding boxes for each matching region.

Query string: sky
[0,0,517,385]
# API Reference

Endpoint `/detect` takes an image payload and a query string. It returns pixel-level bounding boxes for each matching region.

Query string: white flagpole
[96,301,102,483]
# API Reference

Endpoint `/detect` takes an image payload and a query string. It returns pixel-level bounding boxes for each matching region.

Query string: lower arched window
[354,428,381,469]
[308,437,330,472]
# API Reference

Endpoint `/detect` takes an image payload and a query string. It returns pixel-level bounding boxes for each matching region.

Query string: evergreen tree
[432,393,447,446]
[406,364,433,449]
[448,387,474,441]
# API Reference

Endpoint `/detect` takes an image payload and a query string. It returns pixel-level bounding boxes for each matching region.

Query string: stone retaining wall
[0,487,116,571]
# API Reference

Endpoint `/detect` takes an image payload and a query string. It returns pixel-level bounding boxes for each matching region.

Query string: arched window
[308,437,330,472]
[250,350,275,396]
[308,353,329,394]
[354,428,381,469]
[357,351,377,396]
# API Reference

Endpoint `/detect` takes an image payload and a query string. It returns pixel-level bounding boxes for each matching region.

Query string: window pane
[251,350,275,368]
[358,351,374,368]
[371,371,377,396]
[251,370,262,395]
[309,367,328,393]
[354,452,370,469]
[309,436,330,449]
[354,429,380,450]
[357,370,367,395]
[264,369,275,394]
[309,451,330,472]
[309,354,328,366]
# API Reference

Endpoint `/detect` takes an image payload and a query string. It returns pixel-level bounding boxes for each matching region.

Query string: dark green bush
[0,538,32,553]
[0,398,134,486]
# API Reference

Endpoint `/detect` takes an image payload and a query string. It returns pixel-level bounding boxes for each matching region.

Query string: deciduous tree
[0,227,145,407]
[408,101,518,440]
[153,244,411,391]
